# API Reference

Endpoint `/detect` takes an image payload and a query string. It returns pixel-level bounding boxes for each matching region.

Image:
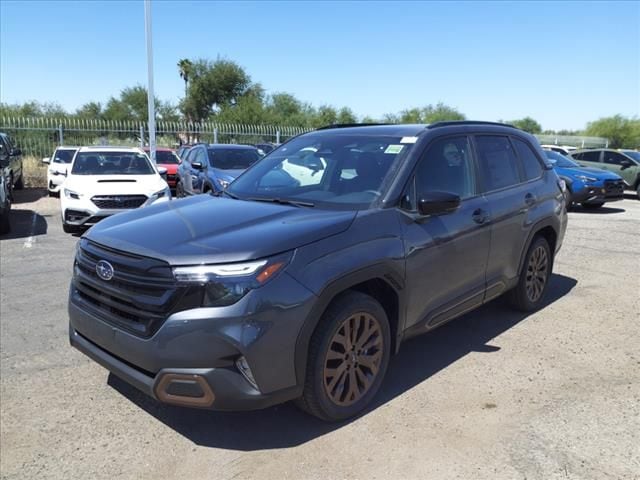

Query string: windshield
[207,148,260,170]
[53,149,77,164]
[544,150,580,168]
[148,150,180,164]
[227,133,417,210]
[71,151,155,175]
[620,150,640,162]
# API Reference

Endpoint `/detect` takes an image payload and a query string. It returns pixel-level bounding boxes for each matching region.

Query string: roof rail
[427,120,516,129]
[316,123,389,130]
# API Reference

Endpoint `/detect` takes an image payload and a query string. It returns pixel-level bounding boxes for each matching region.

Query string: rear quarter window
[512,138,543,181]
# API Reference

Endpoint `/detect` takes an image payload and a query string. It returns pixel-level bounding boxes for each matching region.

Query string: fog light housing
[236,356,259,391]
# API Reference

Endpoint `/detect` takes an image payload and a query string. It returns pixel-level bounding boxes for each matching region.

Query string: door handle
[524,193,537,206]
[472,208,489,224]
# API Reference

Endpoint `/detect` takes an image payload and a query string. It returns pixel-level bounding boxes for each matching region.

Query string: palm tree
[177,59,193,98]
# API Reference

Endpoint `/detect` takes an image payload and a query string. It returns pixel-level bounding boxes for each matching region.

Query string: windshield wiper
[213,190,239,199]
[246,197,315,208]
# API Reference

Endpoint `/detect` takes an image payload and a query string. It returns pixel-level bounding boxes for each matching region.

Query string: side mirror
[11,148,22,156]
[620,159,633,169]
[157,166,167,175]
[306,159,323,172]
[191,161,203,170]
[42,157,51,164]
[418,191,461,217]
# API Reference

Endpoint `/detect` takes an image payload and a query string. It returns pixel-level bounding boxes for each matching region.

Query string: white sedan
[42,146,79,195]
[60,146,170,234]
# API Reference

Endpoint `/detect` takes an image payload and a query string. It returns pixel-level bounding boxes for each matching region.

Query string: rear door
[401,135,491,331]
[573,150,602,169]
[474,135,543,300]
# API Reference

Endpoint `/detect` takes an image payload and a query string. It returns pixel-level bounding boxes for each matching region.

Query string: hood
[64,174,167,195]
[555,166,622,180]
[85,195,356,265]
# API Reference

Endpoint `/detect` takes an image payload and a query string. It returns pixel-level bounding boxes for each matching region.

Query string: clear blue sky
[1,0,638,130]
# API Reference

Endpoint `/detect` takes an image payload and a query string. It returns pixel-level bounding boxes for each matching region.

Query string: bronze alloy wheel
[323,312,383,406]
[525,245,548,302]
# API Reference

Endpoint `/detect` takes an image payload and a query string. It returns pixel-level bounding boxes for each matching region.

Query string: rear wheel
[296,291,391,422]
[509,236,552,312]
[581,202,604,210]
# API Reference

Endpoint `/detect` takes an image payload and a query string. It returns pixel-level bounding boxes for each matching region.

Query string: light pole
[144,0,156,163]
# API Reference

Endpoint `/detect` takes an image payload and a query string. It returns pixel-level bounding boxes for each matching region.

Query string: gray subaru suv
[69,122,568,421]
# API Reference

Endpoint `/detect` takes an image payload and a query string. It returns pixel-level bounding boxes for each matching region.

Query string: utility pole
[144,0,156,163]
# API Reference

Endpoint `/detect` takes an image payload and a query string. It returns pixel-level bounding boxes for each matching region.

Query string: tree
[585,115,640,149]
[182,58,253,122]
[509,116,542,134]
[76,102,103,119]
[177,58,193,98]
[383,103,466,124]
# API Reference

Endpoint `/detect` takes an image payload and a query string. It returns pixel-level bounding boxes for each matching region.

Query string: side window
[512,138,543,181]
[603,151,627,166]
[571,152,583,160]
[581,151,601,163]
[414,136,475,200]
[475,136,521,191]
[194,148,207,166]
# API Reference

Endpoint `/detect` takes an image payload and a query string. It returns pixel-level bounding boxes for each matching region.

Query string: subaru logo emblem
[96,260,114,281]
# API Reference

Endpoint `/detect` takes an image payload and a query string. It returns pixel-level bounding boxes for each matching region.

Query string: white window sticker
[400,136,418,144]
[384,145,404,154]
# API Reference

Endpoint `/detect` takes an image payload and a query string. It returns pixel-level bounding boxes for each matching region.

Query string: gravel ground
[1,190,639,480]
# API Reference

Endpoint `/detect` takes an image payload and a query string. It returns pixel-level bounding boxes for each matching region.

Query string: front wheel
[296,291,391,422]
[509,236,552,312]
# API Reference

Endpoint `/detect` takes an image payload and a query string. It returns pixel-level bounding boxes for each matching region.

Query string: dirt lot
[1,190,639,480]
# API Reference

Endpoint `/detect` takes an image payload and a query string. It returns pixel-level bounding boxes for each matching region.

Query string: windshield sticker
[400,136,418,144]
[384,145,404,154]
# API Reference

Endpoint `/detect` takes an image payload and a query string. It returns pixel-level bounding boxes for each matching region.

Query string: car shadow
[623,192,638,201]
[10,188,49,204]
[570,205,626,214]
[0,209,48,240]
[107,273,577,451]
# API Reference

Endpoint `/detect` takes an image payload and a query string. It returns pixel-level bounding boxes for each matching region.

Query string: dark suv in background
[0,132,24,192]
[69,122,567,421]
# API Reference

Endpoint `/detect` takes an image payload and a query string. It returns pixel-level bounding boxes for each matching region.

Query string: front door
[401,135,491,332]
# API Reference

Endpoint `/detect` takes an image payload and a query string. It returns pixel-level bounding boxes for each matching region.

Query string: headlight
[173,252,291,307]
[576,175,597,183]
[64,188,81,199]
[218,179,230,189]
[151,187,170,199]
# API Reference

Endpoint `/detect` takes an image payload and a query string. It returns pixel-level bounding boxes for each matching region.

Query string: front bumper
[61,195,169,226]
[68,271,316,411]
[572,182,625,204]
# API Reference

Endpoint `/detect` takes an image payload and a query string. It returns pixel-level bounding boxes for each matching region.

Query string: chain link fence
[534,134,608,148]
[0,116,313,159]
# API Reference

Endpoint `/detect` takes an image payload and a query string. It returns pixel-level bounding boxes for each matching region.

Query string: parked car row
[0,132,24,233]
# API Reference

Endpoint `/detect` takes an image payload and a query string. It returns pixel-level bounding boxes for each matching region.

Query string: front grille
[604,179,624,196]
[72,239,201,337]
[91,195,147,209]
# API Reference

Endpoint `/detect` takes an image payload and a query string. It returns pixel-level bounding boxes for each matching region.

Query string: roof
[312,124,428,136]
[77,146,143,153]
[204,144,259,150]
[142,147,174,152]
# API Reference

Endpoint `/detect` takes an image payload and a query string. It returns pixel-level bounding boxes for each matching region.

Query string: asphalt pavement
[1,190,639,480]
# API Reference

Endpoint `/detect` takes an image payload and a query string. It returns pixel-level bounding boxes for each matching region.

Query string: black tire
[63,223,81,234]
[564,187,573,210]
[14,174,24,190]
[0,212,10,235]
[636,184,640,200]
[176,181,184,198]
[296,291,391,422]
[509,236,552,312]
[581,202,604,210]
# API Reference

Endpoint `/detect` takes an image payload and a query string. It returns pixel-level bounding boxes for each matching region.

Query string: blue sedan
[543,149,625,210]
